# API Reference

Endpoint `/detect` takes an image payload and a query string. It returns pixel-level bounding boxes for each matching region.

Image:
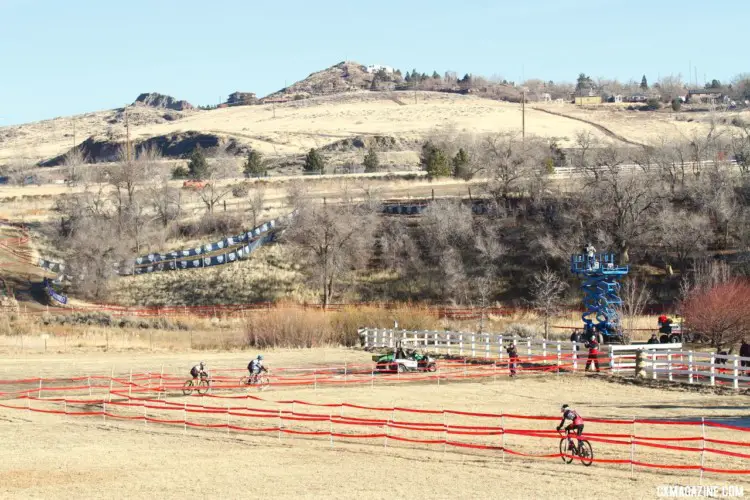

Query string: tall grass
[244,305,441,348]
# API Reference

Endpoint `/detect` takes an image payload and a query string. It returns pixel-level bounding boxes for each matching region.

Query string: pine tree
[243,149,266,177]
[420,142,451,178]
[363,148,380,173]
[187,146,209,180]
[304,148,325,173]
[641,75,648,90]
[452,148,470,179]
[432,71,440,80]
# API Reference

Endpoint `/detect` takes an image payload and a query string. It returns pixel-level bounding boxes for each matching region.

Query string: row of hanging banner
[43,278,68,305]
[37,211,298,278]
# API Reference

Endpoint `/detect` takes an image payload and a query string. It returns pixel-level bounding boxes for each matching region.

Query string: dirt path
[531,107,647,147]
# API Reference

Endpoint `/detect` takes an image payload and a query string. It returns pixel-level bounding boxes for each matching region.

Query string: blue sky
[0,0,747,125]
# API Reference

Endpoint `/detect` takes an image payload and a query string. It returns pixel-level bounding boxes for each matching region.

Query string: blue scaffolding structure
[570,252,629,341]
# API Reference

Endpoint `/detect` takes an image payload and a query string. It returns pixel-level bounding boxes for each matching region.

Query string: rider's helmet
[199,361,205,368]
[561,404,569,412]
[257,354,264,360]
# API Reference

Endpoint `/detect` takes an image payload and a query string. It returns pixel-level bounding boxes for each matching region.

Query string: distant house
[573,87,601,105]
[541,92,552,102]
[613,95,623,103]
[227,92,258,106]
[365,64,394,74]
[687,89,722,103]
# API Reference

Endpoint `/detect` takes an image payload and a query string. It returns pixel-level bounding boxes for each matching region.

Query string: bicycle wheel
[197,379,210,395]
[258,375,270,391]
[239,376,250,387]
[182,380,194,396]
[559,438,574,464]
[578,440,594,466]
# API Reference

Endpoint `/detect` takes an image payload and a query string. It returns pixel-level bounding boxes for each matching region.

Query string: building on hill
[364,64,394,74]
[227,92,258,106]
[687,89,722,103]
[573,87,602,105]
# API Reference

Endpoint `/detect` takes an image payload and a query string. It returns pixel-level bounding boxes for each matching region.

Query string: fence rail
[359,327,683,374]
[642,350,750,390]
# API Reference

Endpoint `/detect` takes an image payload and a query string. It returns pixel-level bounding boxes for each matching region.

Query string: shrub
[682,281,750,350]
[303,148,325,173]
[671,98,682,112]
[363,148,380,173]
[171,165,189,179]
[640,99,661,111]
[504,323,537,338]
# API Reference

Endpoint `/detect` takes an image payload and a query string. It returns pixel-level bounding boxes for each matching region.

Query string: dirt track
[2,348,749,499]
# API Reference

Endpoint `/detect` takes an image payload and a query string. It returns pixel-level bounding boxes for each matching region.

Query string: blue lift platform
[570,253,629,343]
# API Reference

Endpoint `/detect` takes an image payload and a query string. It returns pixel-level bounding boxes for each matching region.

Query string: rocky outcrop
[40,131,246,166]
[133,92,194,111]
[321,135,417,153]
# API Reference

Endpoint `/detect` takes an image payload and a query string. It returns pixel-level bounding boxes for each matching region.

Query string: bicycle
[559,429,594,466]
[239,371,270,391]
[183,373,210,396]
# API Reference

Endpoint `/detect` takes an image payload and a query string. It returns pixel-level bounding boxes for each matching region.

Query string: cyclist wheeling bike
[556,404,593,466]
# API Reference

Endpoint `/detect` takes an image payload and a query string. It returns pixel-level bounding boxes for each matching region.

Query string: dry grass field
[2,91,743,166]
[1,347,749,499]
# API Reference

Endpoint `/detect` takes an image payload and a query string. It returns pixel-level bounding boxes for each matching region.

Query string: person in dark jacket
[647,333,660,344]
[506,343,519,377]
[740,339,750,373]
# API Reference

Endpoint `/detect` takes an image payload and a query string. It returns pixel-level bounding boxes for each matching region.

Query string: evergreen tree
[420,141,451,178]
[432,71,441,80]
[363,148,380,173]
[187,146,209,180]
[243,149,266,177]
[641,75,648,90]
[304,148,325,173]
[452,148,470,179]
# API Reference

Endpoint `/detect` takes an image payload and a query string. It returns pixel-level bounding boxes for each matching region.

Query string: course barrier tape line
[9,398,750,475]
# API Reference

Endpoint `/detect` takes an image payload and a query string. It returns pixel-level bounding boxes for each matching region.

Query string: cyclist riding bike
[556,404,584,451]
[190,361,208,380]
[247,355,268,384]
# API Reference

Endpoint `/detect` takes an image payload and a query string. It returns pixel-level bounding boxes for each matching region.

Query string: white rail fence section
[642,350,750,390]
[358,327,682,374]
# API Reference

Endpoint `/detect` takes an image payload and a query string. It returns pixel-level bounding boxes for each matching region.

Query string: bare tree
[656,205,712,271]
[148,180,182,228]
[284,204,376,308]
[199,147,239,213]
[617,277,652,343]
[247,183,266,228]
[481,132,549,205]
[530,267,569,339]
[586,165,662,263]
[62,147,88,184]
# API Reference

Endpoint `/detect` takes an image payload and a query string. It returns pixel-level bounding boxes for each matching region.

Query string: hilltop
[0,61,745,175]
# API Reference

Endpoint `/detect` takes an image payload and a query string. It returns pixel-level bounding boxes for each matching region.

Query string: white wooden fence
[642,350,750,390]
[359,327,681,374]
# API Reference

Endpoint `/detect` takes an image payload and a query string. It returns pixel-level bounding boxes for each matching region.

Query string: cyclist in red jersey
[556,404,584,437]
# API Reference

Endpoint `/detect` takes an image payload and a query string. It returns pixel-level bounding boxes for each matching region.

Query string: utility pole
[522,91,526,140]
[273,101,276,118]
[72,120,76,149]
[125,107,131,163]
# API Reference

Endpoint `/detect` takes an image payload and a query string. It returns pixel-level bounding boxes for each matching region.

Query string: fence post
[459,334,464,356]
[183,402,187,434]
[278,409,282,440]
[526,339,531,359]
[498,335,503,361]
[733,355,740,390]
[667,351,673,382]
[128,369,133,398]
[710,353,716,386]
[443,411,447,457]
[485,334,490,359]
[329,411,334,448]
[652,351,658,380]
[500,414,505,463]
[700,417,706,482]
[688,351,694,384]
[630,416,636,477]
[88,375,92,397]
[38,378,42,399]
[471,334,476,358]
[609,345,615,372]
[384,421,389,449]
[572,342,578,371]
[542,340,547,362]
[556,343,562,374]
